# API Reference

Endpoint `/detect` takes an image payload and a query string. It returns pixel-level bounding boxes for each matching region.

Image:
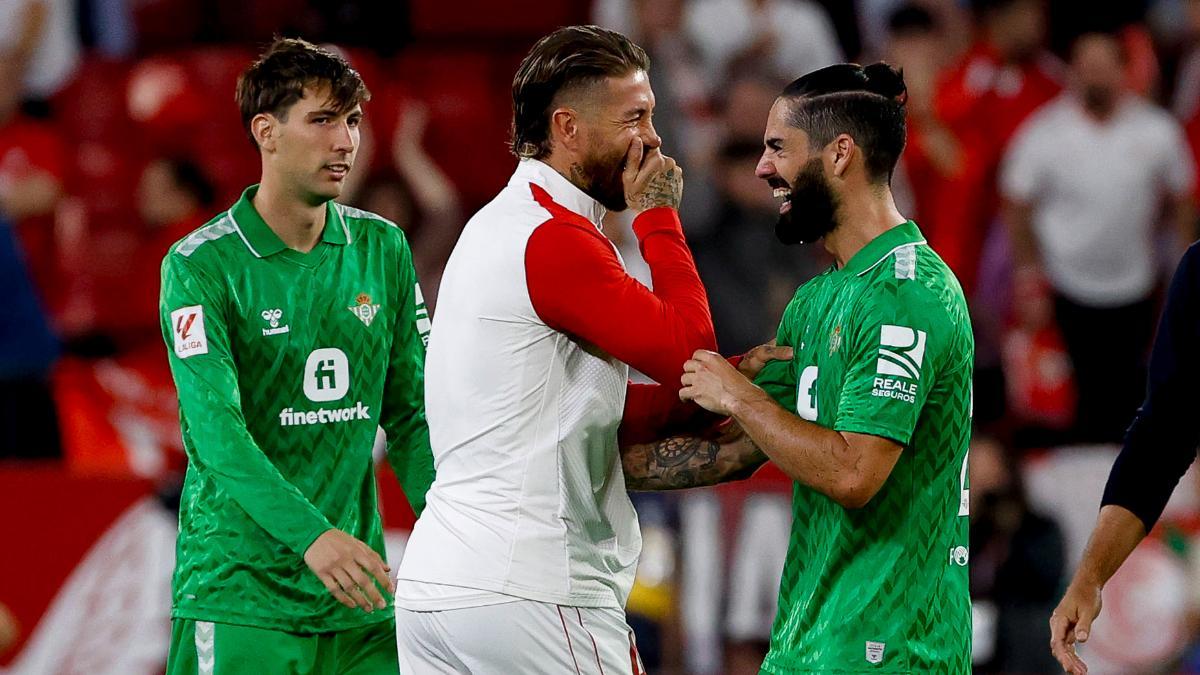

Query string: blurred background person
[0,0,80,103]
[0,206,61,460]
[685,0,842,90]
[1001,30,1196,444]
[970,434,1065,674]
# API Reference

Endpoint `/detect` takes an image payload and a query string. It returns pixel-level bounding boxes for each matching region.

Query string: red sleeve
[524,199,716,386]
[619,355,745,446]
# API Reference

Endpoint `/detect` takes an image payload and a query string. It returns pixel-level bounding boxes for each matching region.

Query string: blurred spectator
[0,57,68,315]
[0,61,65,224]
[883,4,965,235]
[1001,31,1196,444]
[0,601,18,656]
[0,0,80,101]
[125,158,215,342]
[690,137,825,357]
[930,0,1062,293]
[859,0,970,60]
[685,0,842,89]
[970,435,1065,673]
[596,0,711,160]
[355,102,461,309]
[0,210,61,460]
[1174,0,1200,121]
[1000,270,1076,445]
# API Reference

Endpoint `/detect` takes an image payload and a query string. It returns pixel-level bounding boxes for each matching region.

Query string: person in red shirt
[0,58,67,312]
[127,158,214,342]
[928,0,1062,292]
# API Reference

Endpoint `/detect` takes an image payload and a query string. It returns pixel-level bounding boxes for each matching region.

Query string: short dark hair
[510,25,650,159]
[887,4,937,36]
[235,37,370,147]
[779,63,908,184]
[970,0,1038,19]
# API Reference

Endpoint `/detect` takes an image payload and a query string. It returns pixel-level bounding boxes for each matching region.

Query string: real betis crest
[349,293,381,327]
[829,325,842,355]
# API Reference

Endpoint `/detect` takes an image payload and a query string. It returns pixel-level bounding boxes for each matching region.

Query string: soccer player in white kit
[395,25,718,673]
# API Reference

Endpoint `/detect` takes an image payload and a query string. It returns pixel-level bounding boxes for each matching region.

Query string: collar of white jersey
[510,159,607,227]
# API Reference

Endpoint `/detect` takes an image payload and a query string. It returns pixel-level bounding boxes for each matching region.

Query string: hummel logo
[261,308,290,336]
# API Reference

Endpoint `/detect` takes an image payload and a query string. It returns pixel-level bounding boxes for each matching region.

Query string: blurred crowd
[7,0,1200,672]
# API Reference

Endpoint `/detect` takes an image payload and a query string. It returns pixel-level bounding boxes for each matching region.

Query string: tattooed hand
[622,137,683,212]
[621,424,767,491]
[737,340,793,380]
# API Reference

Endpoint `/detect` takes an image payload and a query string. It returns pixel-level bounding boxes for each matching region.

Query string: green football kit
[160,185,435,672]
[754,221,973,673]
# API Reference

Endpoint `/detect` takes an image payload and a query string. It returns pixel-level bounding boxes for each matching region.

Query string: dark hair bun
[862,62,907,104]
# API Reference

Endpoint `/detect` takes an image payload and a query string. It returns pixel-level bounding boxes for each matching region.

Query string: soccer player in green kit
[159,38,434,674]
[622,63,972,673]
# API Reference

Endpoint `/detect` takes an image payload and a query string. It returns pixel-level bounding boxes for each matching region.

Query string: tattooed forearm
[630,166,682,211]
[622,433,767,491]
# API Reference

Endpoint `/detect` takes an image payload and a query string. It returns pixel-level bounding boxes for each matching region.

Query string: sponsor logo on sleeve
[872,324,926,403]
[171,305,208,358]
[949,546,969,567]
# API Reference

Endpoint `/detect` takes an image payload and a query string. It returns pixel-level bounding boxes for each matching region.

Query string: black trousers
[1054,294,1157,445]
[0,374,63,459]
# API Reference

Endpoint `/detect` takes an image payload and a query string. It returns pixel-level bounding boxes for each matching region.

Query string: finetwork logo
[304,348,349,402]
[872,325,926,403]
[279,347,369,426]
[279,402,371,426]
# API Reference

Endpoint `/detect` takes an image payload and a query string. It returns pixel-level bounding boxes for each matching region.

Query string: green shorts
[167,617,398,674]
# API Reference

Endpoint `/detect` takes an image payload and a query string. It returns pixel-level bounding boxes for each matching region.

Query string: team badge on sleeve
[171,305,208,358]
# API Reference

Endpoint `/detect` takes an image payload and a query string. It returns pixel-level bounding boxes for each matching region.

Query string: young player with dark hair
[161,37,434,674]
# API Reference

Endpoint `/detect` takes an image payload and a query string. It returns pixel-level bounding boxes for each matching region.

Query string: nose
[641,120,662,150]
[333,120,355,153]
[755,154,774,179]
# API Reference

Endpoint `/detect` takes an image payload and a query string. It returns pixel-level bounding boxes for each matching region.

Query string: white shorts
[396,599,645,674]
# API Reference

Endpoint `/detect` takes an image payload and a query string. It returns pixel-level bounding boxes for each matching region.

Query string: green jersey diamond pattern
[754,221,973,674]
[160,186,434,633]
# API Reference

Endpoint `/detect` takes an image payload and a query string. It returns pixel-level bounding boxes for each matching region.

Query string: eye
[348,116,362,128]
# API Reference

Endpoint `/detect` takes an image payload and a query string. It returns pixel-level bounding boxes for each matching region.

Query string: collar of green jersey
[836,220,926,277]
[229,184,350,258]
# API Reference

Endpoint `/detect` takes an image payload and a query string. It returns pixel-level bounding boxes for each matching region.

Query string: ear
[252,113,276,153]
[830,134,855,178]
[549,107,581,154]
